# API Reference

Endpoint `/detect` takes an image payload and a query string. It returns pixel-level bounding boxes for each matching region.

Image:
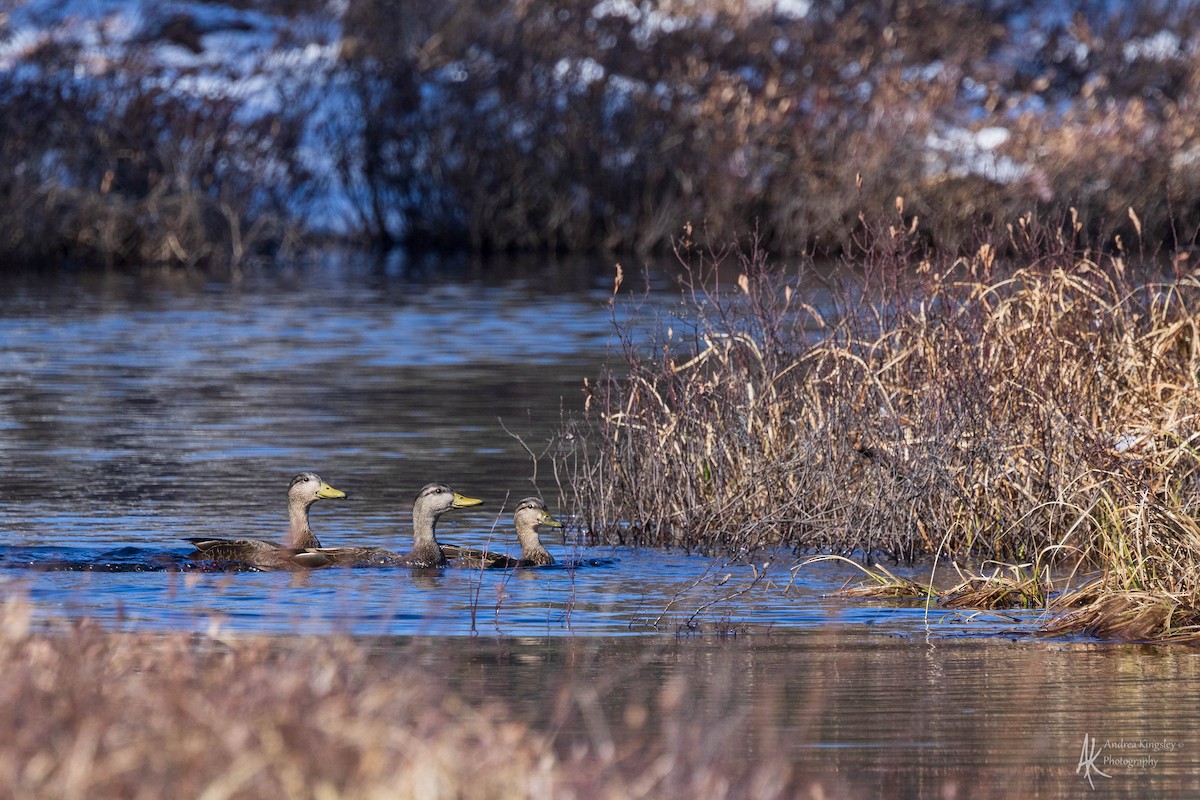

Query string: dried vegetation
[0,605,543,798]
[559,213,1200,640]
[5,1,1200,265]
[0,598,827,799]
[336,0,1200,254]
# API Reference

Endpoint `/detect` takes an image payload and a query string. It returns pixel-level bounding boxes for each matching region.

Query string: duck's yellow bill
[317,483,347,500]
[452,493,483,508]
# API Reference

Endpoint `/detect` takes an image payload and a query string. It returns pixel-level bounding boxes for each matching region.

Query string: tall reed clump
[560,212,1200,602]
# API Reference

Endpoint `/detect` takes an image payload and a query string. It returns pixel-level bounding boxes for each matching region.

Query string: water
[405,633,1200,798]
[1,253,1197,798]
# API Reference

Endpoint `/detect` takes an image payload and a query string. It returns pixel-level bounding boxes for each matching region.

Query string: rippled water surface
[0,253,844,636]
[0,256,1030,638]
[415,632,1200,798]
[2,254,1197,798]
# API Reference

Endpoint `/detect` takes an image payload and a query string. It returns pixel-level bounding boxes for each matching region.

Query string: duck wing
[442,544,520,569]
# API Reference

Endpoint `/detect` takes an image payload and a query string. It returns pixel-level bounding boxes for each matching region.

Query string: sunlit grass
[562,214,1200,641]
[0,597,840,799]
[795,555,934,599]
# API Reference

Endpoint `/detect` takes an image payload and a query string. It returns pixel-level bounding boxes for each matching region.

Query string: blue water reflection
[0,540,1045,639]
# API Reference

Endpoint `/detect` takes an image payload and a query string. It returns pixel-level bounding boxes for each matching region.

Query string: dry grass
[1042,583,1200,643]
[797,555,934,599]
[0,597,833,799]
[560,215,1200,640]
[0,601,550,798]
[939,563,1052,610]
[797,555,1053,611]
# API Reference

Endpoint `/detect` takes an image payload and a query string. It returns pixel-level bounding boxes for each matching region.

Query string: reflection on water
[0,256,621,537]
[0,543,1042,638]
[398,633,1200,798]
[1,253,1198,797]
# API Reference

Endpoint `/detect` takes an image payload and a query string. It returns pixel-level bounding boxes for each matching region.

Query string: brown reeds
[560,213,1200,638]
[1042,584,1200,643]
[0,597,834,799]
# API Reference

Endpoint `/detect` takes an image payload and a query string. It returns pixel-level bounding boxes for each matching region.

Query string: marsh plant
[561,212,1200,638]
[0,598,822,799]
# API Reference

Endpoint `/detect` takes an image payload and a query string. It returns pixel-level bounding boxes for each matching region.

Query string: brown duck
[185,472,347,569]
[296,482,482,568]
[443,496,563,568]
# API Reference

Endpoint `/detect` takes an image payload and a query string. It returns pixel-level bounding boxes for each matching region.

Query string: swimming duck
[443,496,563,568]
[511,496,563,566]
[185,472,346,568]
[297,482,482,568]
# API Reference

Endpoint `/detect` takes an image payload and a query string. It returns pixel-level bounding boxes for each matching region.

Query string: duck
[296,482,482,568]
[185,472,346,568]
[511,496,563,566]
[443,496,563,568]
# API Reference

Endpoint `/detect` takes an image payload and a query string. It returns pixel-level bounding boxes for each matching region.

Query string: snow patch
[925,126,1028,185]
[1123,30,1182,62]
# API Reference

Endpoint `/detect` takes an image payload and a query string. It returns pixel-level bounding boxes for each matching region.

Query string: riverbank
[3,1,1200,266]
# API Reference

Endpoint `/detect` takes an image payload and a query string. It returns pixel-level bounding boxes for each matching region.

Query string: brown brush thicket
[560,214,1200,605]
[0,46,303,270]
[6,1,1200,267]
[340,0,1200,254]
[338,0,997,252]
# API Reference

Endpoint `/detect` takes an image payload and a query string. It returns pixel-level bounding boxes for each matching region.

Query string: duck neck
[517,524,551,564]
[410,504,445,565]
[288,498,321,549]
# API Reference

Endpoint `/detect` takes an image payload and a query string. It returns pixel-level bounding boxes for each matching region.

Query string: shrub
[561,213,1200,599]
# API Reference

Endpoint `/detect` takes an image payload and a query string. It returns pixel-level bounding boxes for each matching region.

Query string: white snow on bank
[772,0,812,19]
[0,0,360,233]
[1,0,1196,240]
[925,126,1031,185]
[1122,30,1185,62]
[0,0,341,123]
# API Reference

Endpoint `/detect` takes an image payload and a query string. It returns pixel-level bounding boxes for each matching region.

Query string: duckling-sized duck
[443,496,563,568]
[297,482,482,568]
[185,472,346,568]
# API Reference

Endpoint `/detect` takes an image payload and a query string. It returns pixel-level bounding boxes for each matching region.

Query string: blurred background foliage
[2,0,1200,268]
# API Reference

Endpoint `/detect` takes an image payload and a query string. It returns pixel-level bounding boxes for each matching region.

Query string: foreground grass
[0,603,547,799]
[8,596,1168,799]
[560,216,1200,641]
[0,599,824,800]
